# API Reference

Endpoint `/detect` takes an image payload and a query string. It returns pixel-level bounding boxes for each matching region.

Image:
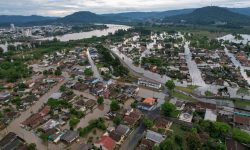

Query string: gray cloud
[0,0,250,16]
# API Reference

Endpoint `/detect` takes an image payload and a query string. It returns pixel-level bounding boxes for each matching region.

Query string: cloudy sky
[1,0,250,16]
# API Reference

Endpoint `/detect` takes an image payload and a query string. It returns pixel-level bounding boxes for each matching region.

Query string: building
[204,109,217,122]
[60,130,79,144]
[0,93,11,102]
[0,132,25,150]
[138,78,162,90]
[137,97,157,111]
[145,130,165,144]
[94,136,116,150]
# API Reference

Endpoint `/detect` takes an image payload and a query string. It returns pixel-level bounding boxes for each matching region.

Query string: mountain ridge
[163,6,250,25]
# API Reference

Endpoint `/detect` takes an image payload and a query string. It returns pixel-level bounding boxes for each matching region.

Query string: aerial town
[0,1,250,150]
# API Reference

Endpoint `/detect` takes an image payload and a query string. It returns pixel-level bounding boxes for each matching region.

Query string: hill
[57,11,114,24]
[163,6,250,26]
[103,9,195,20]
[0,15,57,25]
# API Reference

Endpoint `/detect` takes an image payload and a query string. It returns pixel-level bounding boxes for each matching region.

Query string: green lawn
[176,85,198,94]
[172,91,198,102]
[234,100,250,107]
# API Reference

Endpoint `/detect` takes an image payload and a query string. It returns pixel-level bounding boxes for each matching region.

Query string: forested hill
[163,6,250,26]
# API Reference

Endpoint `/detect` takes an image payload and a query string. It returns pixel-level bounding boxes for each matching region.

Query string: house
[41,119,60,133]
[94,136,116,150]
[196,102,216,111]
[0,132,25,150]
[21,113,44,129]
[0,93,11,102]
[204,109,217,122]
[123,109,142,127]
[48,132,64,143]
[153,118,172,132]
[60,130,79,144]
[233,114,250,131]
[137,97,157,111]
[138,138,156,150]
[86,78,99,85]
[50,92,62,100]
[85,99,96,109]
[175,101,185,111]
[109,124,130,144]
[138,78,162,90]
[145,130,165,144]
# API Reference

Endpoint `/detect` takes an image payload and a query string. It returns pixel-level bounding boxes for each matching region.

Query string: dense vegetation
[0,60,32,82]
[96,44,129,77]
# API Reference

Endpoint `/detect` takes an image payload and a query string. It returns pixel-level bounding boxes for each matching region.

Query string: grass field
[172,91,198,102]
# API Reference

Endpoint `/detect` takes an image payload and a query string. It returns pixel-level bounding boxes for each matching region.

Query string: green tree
[113,117,122,125]
[143,118,154,128]
[0,47,3,56]
[186,133,202,150]
[165,80,175,96]
[159,139,175,150]
[27,143,36,150]
[110,100,120,111]
[59,85,66,92]
[54,67,62,76]
[236,87,250,100]
[161,102,176,117]
[69,116,80,128]
[84,68,94,76]
[211,122,231,139]
[174,135,183,147]
[97,96,104,105]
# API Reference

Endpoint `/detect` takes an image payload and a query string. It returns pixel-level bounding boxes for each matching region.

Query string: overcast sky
[1,0,250,16]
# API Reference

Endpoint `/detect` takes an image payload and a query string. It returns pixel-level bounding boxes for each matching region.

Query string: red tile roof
[234,115,250,125]
[39,106,50,116]
[95,136,116,150]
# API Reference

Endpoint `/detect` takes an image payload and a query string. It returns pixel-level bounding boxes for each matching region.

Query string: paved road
[0,73,70,150]
[120,123,146,150]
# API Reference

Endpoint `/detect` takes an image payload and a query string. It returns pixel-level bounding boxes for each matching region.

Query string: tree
[110,100,120,111]
[236,87,249,100]
[174,135,183,147]
[165,80,175,96]
[54,67,62,76]
[113,117,122,125]
[69,116,80,128]
[143,118,154,128]
[27,143,36,150]
[0,47,3,55]
[186,133,202,150]
[59,85,66,92]
[97,96,104,105]
[84,68,94,77]
[161,102,176,117]
[159,139,175,150]
[211,122,231,139]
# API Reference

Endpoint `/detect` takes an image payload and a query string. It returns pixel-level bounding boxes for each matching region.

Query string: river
[0,24,130,51]
[39,24,130,42]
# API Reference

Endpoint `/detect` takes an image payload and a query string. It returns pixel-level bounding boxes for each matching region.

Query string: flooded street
[184,42,206,87]
[224,47,250,85]
[0,72,70,150]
